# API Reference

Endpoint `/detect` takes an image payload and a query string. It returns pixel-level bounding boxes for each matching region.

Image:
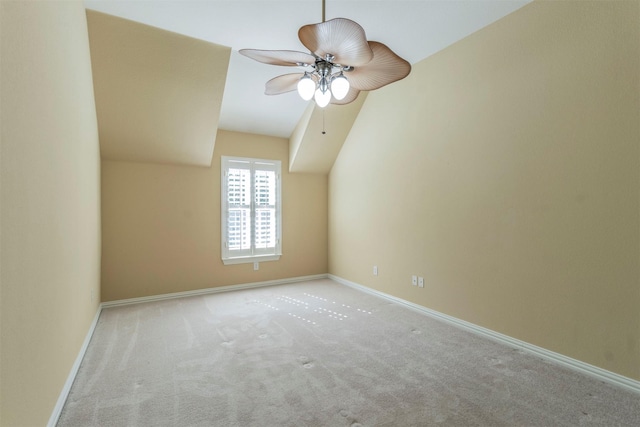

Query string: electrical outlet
[412,275,417,286]
[254,262,259,271]
[418,277,424,288]
[373,265,378,276]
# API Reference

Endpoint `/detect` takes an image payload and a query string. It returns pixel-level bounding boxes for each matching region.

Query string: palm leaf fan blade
[345,41,411,91]
[299,18,373,66]
[265,73,306,95]
[239,49,316,67]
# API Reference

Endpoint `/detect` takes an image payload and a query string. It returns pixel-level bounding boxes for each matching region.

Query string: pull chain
[322,109,326,135]
[322,0,326,22]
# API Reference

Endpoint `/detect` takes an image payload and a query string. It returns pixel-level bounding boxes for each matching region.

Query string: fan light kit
[240,0,411,108]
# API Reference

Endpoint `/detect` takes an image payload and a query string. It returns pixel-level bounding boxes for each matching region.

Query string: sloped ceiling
[84,1,533,172]
[290,94,368,173]
[86,10,230,167]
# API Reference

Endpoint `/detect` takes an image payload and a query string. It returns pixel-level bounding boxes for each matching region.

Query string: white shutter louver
[221,157,281,264]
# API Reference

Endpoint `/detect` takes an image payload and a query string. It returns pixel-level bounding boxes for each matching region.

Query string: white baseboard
[47,306,103,427]
[329,274,640,395]
[52,272,637,426]
[101,274,329,308]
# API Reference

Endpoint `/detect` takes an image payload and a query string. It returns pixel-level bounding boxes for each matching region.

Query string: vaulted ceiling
[84,1,531,172]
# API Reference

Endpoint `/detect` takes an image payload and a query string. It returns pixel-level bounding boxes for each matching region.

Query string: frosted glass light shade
[314,88,331,108]
[297,74,316,101]
[331,74,350,100]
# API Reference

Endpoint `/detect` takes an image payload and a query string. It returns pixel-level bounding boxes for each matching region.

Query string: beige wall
[86,10,230,167]
[329,0,640,380]
[101,130,327,301]
[0,1,102,425]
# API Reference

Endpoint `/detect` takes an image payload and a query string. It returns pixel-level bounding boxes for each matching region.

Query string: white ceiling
[84,0,532,139]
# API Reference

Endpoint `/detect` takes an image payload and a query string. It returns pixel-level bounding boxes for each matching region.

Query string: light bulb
[314,87,331,108]
[297,74,316,101]
[331,74,350,100]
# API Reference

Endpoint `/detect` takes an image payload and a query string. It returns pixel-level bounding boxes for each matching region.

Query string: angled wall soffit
[289,92,368,174]
[87,10,231,167]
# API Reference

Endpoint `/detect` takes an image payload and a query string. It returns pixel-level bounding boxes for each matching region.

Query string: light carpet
[58,279,640,426]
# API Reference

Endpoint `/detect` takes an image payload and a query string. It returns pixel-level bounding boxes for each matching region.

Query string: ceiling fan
[239,0,411,108]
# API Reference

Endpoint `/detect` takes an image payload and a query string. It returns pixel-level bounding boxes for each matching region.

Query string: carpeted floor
[58,279,640,426]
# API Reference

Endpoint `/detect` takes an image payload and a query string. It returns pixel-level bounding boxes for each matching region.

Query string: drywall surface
[0,1,102,425]
[101,130,327,301]
[87,10,230,167]
[329,1,640,380]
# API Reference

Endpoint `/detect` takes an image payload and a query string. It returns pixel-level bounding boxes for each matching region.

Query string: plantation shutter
[222,157,281,264]
[225,160,252,257]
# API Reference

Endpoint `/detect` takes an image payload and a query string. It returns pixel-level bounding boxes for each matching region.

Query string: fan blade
[330,87,360,105]
[239,49,316,67]
[299,18,373,67]
[265,73,306,95]
[345,41,411,91]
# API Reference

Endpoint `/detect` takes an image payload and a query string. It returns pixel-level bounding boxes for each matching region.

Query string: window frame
[221,156,282,265]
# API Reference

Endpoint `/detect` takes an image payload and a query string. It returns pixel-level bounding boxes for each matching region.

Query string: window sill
[222,254,281,265]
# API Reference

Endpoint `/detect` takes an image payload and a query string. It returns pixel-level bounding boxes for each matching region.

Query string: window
[221,156,281,264]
